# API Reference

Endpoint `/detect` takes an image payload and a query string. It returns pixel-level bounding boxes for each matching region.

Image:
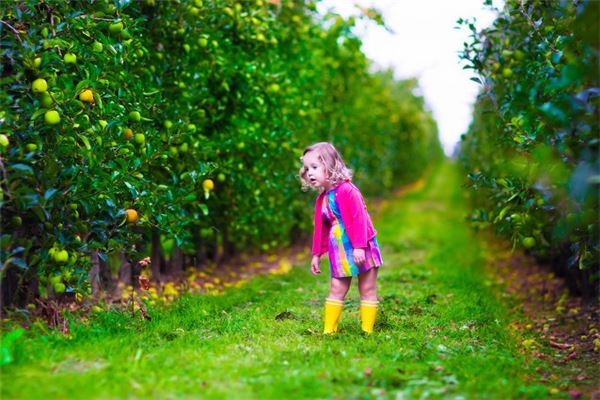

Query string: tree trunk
[151,229,161,281]
[118,253,132,286]
[99,255,112,293]
[90,250,101,297]
[25,273,39,305]
[213,229,224,265]
[170,246,183,274]
[0,266,19,316]
[221,224,235,264]
[194,229,205,268]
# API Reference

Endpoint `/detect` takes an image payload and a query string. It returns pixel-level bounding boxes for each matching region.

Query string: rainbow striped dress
[322,186,383,278]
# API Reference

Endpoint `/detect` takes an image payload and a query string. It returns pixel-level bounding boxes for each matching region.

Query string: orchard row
[0,0,442,306]
[458,1,598,296]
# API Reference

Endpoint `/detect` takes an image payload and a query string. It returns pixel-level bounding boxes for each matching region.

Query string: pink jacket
[312,181,377,256]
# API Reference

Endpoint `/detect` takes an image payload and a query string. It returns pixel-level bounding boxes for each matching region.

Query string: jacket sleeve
[338,184,368,249]
[312,194,329,256]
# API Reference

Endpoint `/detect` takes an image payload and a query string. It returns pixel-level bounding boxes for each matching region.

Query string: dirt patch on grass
[482,237,599,399]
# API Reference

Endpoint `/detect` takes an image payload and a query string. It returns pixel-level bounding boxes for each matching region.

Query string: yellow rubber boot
[323,298,344,334]
[360,300,379,334]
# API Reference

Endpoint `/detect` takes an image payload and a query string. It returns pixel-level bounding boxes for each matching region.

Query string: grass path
[2,162,548,399]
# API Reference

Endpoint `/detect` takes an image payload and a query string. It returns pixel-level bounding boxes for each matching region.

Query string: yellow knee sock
[323,298,344,334]
[360,300,379,334]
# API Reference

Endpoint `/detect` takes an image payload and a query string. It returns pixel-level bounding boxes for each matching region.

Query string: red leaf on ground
[549,340,572,349]
[565,351,578,361]
[568,389,583,399]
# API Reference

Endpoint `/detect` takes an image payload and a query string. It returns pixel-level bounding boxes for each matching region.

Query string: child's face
[302,151,329,190]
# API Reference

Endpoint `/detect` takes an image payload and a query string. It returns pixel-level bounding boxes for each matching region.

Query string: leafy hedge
[0,0,441,306]
[458,0,598,296]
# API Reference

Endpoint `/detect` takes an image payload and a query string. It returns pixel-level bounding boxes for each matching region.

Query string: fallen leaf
[522,339,536,349]
[565,351,578,361]
[549,340,572,349]
[139,275,150,290]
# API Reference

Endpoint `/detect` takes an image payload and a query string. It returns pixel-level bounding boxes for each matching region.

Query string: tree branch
[0,20,23,45]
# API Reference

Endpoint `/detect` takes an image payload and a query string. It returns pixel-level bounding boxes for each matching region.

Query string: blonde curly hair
[299,142,353,192]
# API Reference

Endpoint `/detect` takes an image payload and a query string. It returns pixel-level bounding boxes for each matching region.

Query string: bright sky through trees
[317,0,504,156]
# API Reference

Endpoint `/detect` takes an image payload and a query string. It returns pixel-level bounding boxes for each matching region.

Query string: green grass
[1,162,550,399]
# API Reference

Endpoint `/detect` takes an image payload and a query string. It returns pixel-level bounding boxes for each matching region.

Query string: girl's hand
[353,248,366,267]
[310,255,321,275]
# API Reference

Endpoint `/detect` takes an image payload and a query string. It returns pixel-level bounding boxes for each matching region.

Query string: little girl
[299,142,383,334]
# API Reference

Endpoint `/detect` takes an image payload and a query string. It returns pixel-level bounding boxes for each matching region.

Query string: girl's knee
[358,271,378,300]
[329,286,349,300]
[329,278,350,299]
[359,286,377,301]
[328,292,346,301]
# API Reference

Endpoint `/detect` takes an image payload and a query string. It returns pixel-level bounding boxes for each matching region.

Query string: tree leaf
[199,204,209,215]
[44,188,58,201]
[10,164,34,174]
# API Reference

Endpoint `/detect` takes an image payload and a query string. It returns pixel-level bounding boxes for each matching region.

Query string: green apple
[267,83,280,94]
[133,133,145,146]
[514,50,525,60]
[53,249,69,263]
[92,41,104,52]
[40,92,53,108]
[44,110,61,125]
[109,22,124,34]
[64,53,77,64]
[129,111,141,122]
[522,237,536,249]
[32,78,48,93]
[53,282,66,294]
